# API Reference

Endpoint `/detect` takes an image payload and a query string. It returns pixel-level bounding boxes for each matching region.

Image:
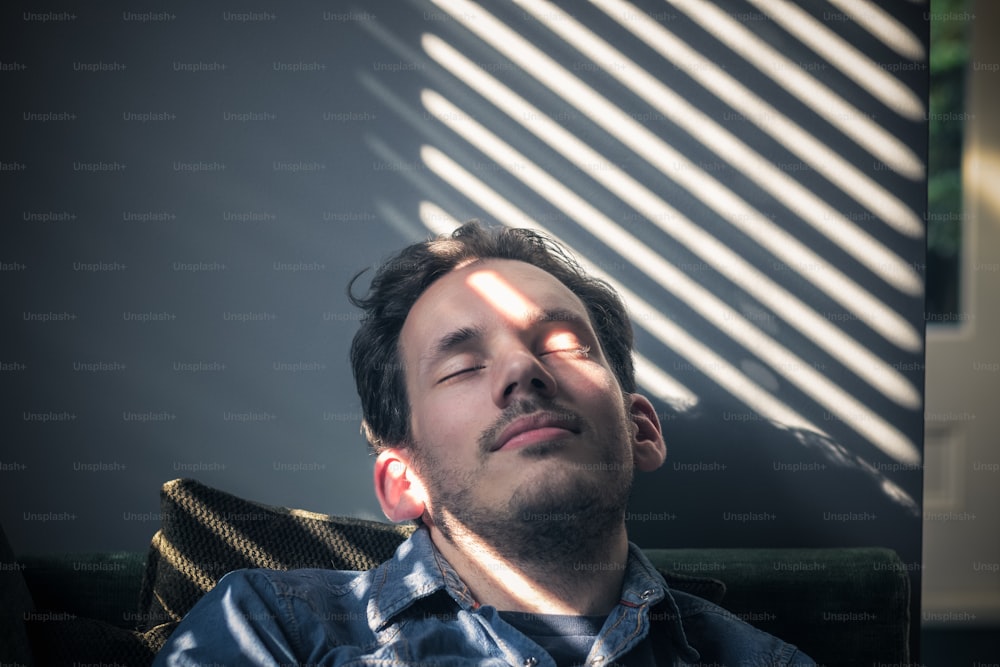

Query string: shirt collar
[620,542,701,663]
[368,525,701,662]
[367,525,476,632]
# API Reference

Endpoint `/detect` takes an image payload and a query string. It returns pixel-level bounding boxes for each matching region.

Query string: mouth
[491,412,581,453]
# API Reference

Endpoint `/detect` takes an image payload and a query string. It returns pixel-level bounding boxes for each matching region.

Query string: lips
[491,411,581,452]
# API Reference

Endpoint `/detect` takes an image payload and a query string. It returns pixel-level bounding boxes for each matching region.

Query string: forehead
[400,259,591,351]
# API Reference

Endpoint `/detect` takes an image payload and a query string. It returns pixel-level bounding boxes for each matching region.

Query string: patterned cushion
[136,478,414,637]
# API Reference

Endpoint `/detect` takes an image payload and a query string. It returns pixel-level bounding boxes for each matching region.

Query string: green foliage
[930,0,971,72]
[927,0,969,268]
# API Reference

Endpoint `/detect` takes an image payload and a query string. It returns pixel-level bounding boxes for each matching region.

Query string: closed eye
[437,365,486,384]
[540,345,590,358]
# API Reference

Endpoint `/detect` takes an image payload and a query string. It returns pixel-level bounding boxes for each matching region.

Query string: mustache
[477,398,584,455]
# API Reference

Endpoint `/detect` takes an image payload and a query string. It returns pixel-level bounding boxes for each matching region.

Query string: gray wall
[2,0,927,649]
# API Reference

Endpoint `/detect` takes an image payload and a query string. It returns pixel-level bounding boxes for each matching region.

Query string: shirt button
[523,657,538,667]
[640,589,654,600]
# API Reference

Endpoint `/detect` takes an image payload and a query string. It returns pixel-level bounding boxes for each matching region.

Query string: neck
[427,521,630,616]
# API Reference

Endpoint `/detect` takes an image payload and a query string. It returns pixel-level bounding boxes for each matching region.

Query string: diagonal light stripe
[631,350,699,412]
[419,92,921,464]
[421,33,923,362]
[417,190,815,433]
[418,200,700,413]
[825,0,926,61]
[151,532,215,595]
[420,88,921,412]
[584,0,924,243]
[417,200,465,236]
[179,493,292,570]
[421,8,923,350]
[365,132,472,227]
[518,0,923,295]
[420,144,921,465]
[419,145,919,464]
[746,0,924,119]
[666,0,925,180]
[375,198,430,241]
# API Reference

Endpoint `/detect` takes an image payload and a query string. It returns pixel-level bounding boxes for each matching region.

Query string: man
[154,221,814,666]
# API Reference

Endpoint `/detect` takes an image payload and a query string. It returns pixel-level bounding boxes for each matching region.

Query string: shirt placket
[586,589,657,666]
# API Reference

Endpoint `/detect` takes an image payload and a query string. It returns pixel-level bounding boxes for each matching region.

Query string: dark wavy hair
[348,221,635,452]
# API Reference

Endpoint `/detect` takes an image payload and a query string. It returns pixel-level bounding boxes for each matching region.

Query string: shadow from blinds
[354,0,925,514]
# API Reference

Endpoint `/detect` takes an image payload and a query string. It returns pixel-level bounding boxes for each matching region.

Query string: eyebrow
[430,324,487,360]
[531,307,589,327]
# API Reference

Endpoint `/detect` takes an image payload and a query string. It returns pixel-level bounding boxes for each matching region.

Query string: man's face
[396,258,643,551]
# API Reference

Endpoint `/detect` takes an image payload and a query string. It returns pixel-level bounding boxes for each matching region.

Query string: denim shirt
[154,526,815,666]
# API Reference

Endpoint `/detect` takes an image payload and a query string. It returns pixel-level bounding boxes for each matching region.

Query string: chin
[509,465,631,520]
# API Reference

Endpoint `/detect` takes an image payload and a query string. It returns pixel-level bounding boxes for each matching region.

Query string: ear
[373,448,428,522]
[628,393,667,472]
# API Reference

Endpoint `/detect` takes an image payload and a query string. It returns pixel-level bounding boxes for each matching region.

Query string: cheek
[410,391,483,448]
[560,362,622,401]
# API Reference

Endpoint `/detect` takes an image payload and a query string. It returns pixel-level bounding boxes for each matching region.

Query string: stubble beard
[413,398,634,569]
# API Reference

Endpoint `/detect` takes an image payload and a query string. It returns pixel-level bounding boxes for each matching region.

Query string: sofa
[3,478,911,666]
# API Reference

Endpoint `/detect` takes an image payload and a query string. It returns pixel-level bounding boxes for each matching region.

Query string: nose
[492,346,558,407]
